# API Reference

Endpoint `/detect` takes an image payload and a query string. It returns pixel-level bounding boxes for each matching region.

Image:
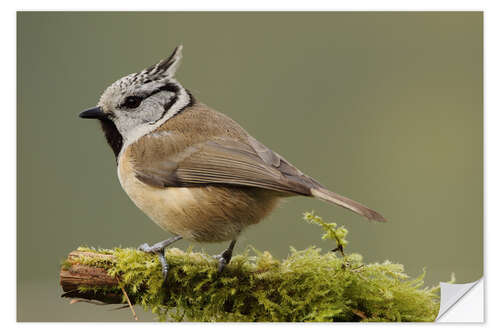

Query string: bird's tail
[310,187,386,222]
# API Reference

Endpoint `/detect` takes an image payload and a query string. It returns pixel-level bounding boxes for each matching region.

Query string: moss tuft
[66,212,440,322]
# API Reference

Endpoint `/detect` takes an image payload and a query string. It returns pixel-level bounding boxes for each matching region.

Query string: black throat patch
[99,118,123,162]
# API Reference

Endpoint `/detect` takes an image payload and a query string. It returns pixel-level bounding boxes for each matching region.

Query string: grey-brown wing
[134,134,386,222]
[134,137,313,195]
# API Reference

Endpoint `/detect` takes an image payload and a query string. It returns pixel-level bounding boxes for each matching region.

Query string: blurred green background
[17,12,482,321]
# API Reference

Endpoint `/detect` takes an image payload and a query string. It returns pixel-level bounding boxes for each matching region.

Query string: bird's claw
[137,236,183,282]
[214,249,233,273]
[138,243,169,281]
[156,252,169,281]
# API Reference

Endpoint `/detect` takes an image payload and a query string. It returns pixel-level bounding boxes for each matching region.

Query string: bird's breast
[117,150,199,239]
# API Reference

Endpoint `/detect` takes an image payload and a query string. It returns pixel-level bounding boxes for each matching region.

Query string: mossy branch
[60,213,440,322]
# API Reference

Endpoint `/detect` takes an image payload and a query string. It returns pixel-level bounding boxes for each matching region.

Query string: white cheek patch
[119,82,191,152]
[113,115,142,139]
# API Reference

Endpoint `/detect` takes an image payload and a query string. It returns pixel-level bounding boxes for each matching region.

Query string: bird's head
[80,45,193,157]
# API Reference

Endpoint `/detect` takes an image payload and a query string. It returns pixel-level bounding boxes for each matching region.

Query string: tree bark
[60,250,125,304]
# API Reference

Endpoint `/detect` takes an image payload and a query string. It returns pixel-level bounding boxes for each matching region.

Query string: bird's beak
[79,106,107,120]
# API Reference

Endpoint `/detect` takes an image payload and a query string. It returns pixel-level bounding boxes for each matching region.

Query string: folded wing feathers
[134,134,385,222]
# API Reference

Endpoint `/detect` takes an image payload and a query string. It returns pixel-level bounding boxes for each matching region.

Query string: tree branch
[59,245,440,322]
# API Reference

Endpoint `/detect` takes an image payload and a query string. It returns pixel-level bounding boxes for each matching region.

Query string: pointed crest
[143,45,183,80]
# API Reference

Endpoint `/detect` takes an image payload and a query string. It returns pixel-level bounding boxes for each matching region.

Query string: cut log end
[60,250,124,304]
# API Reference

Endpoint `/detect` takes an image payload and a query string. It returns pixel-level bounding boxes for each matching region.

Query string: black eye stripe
[159,83,180,93]
[145,83,179,98]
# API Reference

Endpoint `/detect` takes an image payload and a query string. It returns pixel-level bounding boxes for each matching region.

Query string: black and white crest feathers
[147,45,183,78]
[130,45,183,85]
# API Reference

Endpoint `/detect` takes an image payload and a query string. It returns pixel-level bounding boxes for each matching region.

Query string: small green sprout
[303,211,348,255]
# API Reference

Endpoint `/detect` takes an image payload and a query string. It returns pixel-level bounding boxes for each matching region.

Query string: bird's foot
[138,244,169,280]
[214,247,233,274]
[214,248,233,273]
[214,240,237,273]
[138,235,182,281]
[138,242,157,253]
[155,251,169,280]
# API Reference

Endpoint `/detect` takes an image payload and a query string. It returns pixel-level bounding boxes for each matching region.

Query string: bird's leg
[214,240,237,273]
[138,235,182,280]
[138,235,182,253]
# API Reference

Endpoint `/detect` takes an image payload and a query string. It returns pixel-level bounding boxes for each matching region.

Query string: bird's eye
[123,96,143,109]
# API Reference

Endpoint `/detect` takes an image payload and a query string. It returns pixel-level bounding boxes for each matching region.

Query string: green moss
[67,212,440,322]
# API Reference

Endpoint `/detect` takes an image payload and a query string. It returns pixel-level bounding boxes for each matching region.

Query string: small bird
[79,46,385,277]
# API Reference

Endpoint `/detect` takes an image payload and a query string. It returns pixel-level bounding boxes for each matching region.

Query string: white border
[5,1,496,332]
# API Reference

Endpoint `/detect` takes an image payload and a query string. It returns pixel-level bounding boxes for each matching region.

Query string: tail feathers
[310,187,386,222]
